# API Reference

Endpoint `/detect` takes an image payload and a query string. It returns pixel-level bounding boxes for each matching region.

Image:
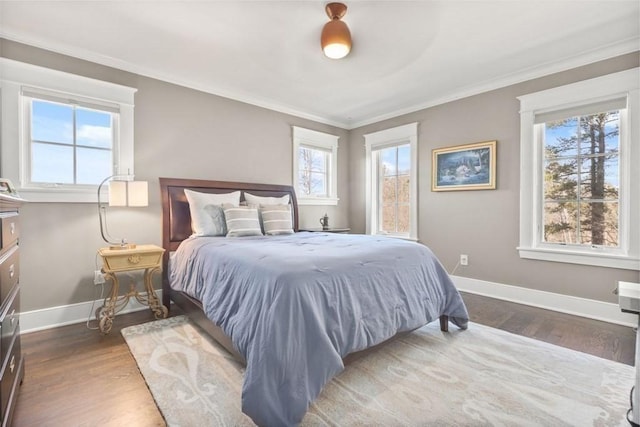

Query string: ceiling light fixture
[321,2,352,59]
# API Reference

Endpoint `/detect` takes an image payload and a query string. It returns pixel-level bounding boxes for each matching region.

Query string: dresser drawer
[0,289,19,365]
[0,248,18,304]
[0,215,18,254]
[0,334,21,420]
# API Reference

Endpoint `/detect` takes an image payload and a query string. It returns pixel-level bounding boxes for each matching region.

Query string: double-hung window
[518,68,639,270]
[24,90,116,187]
[364,122,418,240]
[0,58,136,203]
[292,126,339,205]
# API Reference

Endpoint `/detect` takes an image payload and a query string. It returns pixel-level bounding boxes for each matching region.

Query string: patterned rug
[122,315,634,426]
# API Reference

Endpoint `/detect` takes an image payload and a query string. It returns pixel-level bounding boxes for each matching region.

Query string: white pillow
[223,205,263,237]
[260,204,294,235]
[184,189,241,236]
[244,192,290,206]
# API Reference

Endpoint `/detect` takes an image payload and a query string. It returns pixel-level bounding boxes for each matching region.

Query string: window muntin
[541,110,620,248]
[297,145,329,198]
[28,98,115,186]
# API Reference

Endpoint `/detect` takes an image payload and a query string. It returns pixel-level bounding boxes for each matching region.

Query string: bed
[160,177,469,426]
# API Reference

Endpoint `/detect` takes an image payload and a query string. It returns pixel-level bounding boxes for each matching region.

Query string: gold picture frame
[432,140,497,191]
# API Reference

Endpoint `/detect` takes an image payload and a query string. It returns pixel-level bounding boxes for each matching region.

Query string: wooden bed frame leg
[439,315,449,332]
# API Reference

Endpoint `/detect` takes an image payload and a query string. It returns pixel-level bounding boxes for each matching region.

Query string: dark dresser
[0,193,24,426]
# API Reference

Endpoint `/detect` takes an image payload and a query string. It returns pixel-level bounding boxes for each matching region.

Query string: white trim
[20,280,638,333]
[20,290,164,334]
[517,68,640,270]
[0,58,137,203]
[297,197,340,206]
[364,122,418,240]
[517,247,640,271]
[292,126,339,206]
[2,32,636,130]
[453,275,638,327]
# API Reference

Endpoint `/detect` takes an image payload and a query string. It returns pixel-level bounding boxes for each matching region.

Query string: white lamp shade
[108,181,128,206]
[127,181,148,207]
[108,180,148,207]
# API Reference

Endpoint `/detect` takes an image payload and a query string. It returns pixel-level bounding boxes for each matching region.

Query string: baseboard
[20,290,164,334]
[453,276,638,328]
[20,279,639,332]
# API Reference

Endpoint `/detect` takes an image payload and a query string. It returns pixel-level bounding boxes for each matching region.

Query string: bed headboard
[159,177,299,253]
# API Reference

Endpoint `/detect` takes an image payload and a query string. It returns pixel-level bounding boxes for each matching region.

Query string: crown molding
[348,37,640,129]
[1,32,637,131]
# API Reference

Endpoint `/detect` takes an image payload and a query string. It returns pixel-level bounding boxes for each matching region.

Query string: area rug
[122,315,634,426]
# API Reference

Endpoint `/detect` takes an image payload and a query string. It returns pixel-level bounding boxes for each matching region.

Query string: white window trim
[0,58,137,203]
[517,68,639,271]
[364,122,418,240]
[292,126,339,206]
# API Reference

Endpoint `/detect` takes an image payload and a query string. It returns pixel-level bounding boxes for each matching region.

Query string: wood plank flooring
[12,292,636,426]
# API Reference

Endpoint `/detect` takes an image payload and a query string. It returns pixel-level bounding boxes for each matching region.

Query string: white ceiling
[1,1,638,129]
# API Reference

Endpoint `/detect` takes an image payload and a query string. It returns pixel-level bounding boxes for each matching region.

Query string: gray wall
[348,52,640,303]
[2,37,638,313]
[1,39,350,311]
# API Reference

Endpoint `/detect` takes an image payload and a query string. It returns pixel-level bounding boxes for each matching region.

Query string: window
[25,92,116,187]
[364,123,418,240]
[292,126,339,205]
[518,68,639,270]
[0,58,136,202]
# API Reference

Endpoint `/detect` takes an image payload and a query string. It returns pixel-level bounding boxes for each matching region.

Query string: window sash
[25,96,118,187]
[375,144,410,235]
[297,147,330,197]
[539,111,621,249]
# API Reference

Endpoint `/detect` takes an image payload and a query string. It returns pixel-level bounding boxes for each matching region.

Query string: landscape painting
[432,140,496,191]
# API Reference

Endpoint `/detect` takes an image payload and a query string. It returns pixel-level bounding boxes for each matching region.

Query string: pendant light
[321,3,352,59]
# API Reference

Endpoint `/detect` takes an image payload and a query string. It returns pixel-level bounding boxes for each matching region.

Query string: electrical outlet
[460,254,468,266]
[94,270,105,285]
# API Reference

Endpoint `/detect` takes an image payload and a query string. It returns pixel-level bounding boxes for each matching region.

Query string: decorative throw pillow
[244,192,290,206]
[184,189,241,236]
[260,204,294,235]
[223,204,263,237]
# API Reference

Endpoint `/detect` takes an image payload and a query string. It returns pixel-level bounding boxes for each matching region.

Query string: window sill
[518,246,639,271]
[297,197,339,206]
[17,187,99,203]
[373,232,418,242]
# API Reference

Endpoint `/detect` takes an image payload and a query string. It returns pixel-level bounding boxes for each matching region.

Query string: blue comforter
[169,232,468,426]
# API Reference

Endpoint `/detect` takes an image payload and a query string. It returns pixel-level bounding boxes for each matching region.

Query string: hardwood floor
[461,292,636,365]
[12,292,636,426]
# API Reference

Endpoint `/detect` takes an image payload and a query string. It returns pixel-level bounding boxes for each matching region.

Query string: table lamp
[97,174,148,249]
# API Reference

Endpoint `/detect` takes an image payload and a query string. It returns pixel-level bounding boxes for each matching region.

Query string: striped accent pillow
[260,204,294,235]
[223,205,263,237]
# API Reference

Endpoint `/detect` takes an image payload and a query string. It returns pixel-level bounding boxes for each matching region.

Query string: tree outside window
[379,145,410,234]
[297,146,328,197]
[543,111,619,247]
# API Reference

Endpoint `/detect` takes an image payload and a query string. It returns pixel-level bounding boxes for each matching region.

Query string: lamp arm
[97,174,129,246]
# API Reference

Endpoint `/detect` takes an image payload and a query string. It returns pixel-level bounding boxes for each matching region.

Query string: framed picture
[432,140,496,191]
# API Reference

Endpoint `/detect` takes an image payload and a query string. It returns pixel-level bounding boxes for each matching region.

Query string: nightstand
[96,244,168,333]
[300,228,351,234]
